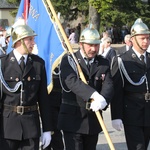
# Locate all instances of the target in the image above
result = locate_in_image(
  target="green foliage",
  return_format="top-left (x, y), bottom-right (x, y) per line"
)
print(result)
top-left (7, 0), bottom-right (20, 4)
top-left (6, 0), bottom-right (20, 17)
top-left (89, 0), bottom-right (150, 33)
top-left (9, 9), bottom-right (19, 17)
top-left (5, 0), bottom-right (150, 32)
top-left (51, 0), bottom-right (88, 21)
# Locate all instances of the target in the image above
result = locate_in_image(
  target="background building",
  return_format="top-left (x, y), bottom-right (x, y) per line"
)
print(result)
top-left (0, 0), bottom-right (17, 30)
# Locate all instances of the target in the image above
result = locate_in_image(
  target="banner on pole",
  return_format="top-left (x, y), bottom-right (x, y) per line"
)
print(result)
top-left (8, 0), bottom-right (66, 93)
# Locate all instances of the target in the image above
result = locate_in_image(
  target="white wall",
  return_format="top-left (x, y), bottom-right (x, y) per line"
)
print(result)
top-left (0, 9), bottom-right (15, 27)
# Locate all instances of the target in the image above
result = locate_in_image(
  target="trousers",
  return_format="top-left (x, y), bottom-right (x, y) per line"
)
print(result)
top-left (63, 131), bottom-right (98, 150)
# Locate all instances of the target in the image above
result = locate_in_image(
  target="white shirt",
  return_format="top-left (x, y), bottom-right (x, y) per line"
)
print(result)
top-left (102, 47), bottom-right (111, 57)
top-left (126, 45), bottom-right (130, 51)
top-left (132, 47), bottom-right (146, 63)
top-left (68, 32), bottom-right (76, 44)
top-left (13, 49), bottom-right (28, 65)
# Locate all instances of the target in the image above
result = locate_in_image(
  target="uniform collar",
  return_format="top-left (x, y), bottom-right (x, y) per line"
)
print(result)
top-left (132, 47), bottom-right (146, 59)
top-left (13, 49), bottom-right (28, 64)
top-left (79, 49), bottom-right (95, 64)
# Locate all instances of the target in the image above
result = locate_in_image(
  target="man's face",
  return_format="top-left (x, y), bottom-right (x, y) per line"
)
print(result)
top-left (131, 34), bottom-right (150, 53)
top-left (23, 36), bottom-right (35, 54)
top-left (125, 39), bottom-right (132, 47)
top-left (103, 41), bottom-right (111, 49)
top-left (80, 43), bottom-right (100, 59)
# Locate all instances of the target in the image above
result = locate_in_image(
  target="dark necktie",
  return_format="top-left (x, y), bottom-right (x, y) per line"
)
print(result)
top-left (85, 58), bottom-right (91, 71)
top-left (140, 55), bottom-right (146, 66)
top-left (20, 56), bottom-right (25, 72)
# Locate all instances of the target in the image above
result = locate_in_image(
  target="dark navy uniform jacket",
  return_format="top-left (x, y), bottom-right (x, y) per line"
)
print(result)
top-left (58, 50), bottom-right (114, 134)
top-left (0, 51), bottom-right (52, 140)
top-left (111, 48), bottom-right (150, 126)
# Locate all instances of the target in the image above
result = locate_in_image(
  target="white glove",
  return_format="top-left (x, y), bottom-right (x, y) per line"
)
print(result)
top-left (112, 119), bottom-right (123, 131)
top-left (90, 92), bottom-right (107, 111)
top-left (41, 131), bottom-right (51, 149)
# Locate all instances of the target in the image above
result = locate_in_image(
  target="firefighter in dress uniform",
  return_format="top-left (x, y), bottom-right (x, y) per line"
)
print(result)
top-left (0, 24), bottom-right (52, 150)
top-left (111, 18), bottom-right (150, 150)
top-left (58, 25), bottom-right (114, 150)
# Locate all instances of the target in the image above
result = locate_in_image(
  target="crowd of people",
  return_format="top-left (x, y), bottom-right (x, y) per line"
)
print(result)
top-left (0, 17), bottom-right (150, 150)
top-left (101, 24), bottom-right (130, 44)
top-left (65, 23), bottom-right (131, 45)
top-left (65, 23), bottom-right (81, 44)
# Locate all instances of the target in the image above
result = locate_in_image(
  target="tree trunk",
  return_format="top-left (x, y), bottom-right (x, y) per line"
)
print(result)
top-left (89, 4), bottom-right (100, 31)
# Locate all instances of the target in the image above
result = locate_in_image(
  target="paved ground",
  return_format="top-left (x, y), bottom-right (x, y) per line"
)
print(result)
top-left (96, 108), bottom-right (127, 150)
top-left (96, 108), bottom-right (150, 150)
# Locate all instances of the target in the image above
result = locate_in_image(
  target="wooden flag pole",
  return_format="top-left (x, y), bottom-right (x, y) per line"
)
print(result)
top-left (46, 0), bottom-right (115, 149)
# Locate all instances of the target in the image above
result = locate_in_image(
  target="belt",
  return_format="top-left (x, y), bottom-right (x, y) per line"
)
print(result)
top-left (3, 104), bottom-right (38, 115)
top-left (125, 92), bottom-right (150, 100)
top-left (62, 99), bottom-right (91, 110)
top-left (125, 92), bottom-right (145, 96)
top-left (52, 88), bottom-right (62, 92)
